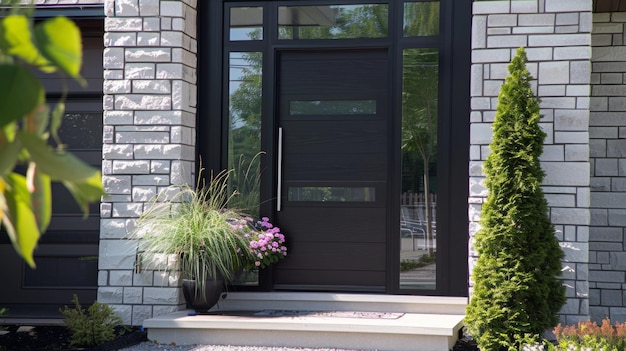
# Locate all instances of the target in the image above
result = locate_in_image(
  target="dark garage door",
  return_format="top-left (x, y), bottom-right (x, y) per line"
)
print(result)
top-left (0, 26), bottom-right (103, 319)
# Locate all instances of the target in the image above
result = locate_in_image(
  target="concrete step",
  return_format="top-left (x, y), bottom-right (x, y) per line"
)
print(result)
top-left (143, 293), bottom-right (467, 351)
top-left (214, 292), bottom-right (467, 315)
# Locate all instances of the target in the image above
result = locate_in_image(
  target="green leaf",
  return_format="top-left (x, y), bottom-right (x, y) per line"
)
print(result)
top-left (0, 137), bottom-right (20, 176)
top-left (4, 172), bottom-right (40, 268)
top-left (0, 64), bottom-right (44, 128)
top-left (0, 15), bottom-right (54, 71)
top-left (18, 131), bottom-right (100, 182)
top-left (0, 179), bottom-right (18, 251)
top-left (33, 16), bottom-right (83, 81)
top-left (50, 101), bottom-right (64, 145)
top-left (27, 162), bottom-right (51, 232)
top-left (25, 103), bottom-right (49, 136)
top-left (62, 172), bottom-right (106, 216)
top-left (2, 122), bottom-right (17, 143)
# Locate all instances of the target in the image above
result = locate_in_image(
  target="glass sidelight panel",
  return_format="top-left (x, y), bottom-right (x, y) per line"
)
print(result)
top-left (404, 1), bottom-right (439, 37)
top-left (228, 52), bottom-right (264, 286)
top-left (228, 52), bottom-right (263, 216)
top-left (400, 48), bottom-right (439, 290)
top-left (278, 4), bottom-right (388, 39)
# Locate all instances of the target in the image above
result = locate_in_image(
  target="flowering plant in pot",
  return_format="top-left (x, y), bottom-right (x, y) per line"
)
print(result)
top-left (133, 170), bottom-right (255, 312)
top-left (232, 216), bottom-right (287, 269)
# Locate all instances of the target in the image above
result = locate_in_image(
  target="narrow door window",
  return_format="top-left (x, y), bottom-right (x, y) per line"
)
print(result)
top-left (400, 48), bottom-right (439, 290)
top-left (228, 52), bottom-right (263, 286)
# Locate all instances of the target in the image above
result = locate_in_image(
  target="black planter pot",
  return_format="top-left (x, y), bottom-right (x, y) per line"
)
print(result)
top-left (181, 278), bottom-right (224, 313)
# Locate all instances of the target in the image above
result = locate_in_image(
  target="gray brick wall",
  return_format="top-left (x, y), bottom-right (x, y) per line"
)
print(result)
top-left (100, 0), bottom-right (197, 325)
top-left (590, 11), bottom-right (626, 323)
top-left (470, 0), bottom-right (592, 325)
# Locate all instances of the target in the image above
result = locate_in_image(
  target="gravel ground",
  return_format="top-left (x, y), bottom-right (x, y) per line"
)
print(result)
top-left (121, 342), bottom-right (366, 351)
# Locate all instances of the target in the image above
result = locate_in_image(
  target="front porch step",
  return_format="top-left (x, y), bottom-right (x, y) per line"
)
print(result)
top-left (143, 292), bottom-right (467, 351)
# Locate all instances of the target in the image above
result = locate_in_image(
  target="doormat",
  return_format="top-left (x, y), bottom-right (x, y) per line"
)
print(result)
top-left (253, 310), bottom-right (405, 319)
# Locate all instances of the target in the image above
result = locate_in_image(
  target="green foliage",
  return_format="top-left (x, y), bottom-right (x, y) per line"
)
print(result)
top-left (278, 4), bottom-right (388, 39)
top-left (228, 51), bottom-right (262, 169)
top-left (60, 294), bottom-right (123, 347)
top-left (465, 47), bottom-right (566, 351)
top-left (400, 252), bottom-right (436, 272)
top-left (0, 8), bottom-right (105, 267)
top-left (552, 319), bottom-right (626, 351)
top-left (228, 152), bottom-right (264, 218)
top-left (133, 169), bottom-right (254, 301)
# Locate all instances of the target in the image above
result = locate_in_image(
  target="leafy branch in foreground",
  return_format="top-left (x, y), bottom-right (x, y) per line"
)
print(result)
top-left (0, 6), bottom-right (105, 267)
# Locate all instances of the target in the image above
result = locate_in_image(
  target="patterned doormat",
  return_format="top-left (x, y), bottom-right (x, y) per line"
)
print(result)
top-left (253, 310), bottom-right (405, 319)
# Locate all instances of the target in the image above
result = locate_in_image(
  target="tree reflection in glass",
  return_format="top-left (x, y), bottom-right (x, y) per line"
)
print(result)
top-left (278, 4), bottom-right (388, 40)
top-left (228, 52), bottom-right (263, 218)
top-left (404, 1), bottom-right (439, 37)
top-left (401, 48), bottom-right (439, 289)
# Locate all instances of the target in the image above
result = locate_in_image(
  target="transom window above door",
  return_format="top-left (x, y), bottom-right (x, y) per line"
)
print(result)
top-left (228, 2), bottom-right (440, 42)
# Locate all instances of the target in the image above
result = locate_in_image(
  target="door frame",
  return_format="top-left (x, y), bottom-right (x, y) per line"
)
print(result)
top-left (199, 0), bottom-right (471, 297)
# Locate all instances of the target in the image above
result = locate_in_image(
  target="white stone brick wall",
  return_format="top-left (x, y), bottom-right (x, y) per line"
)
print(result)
top-left (470, 0), bottom-right (592, 325)
top-left (589, 11), bottom-right (626, 323)
top-left (100, 0), bottom-right (197, 325)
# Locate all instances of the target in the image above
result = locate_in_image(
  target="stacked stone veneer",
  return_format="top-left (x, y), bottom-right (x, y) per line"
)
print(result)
top-left (589, 11), bottom-right (626, 322)
top-left (99, 0), bottom-right (198, 325)
top-left (470, 0), bottom-right (592, 324)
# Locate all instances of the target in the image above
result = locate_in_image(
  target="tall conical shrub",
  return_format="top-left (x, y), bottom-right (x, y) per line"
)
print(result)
top-left (465, 47), bottom-right (565, 351)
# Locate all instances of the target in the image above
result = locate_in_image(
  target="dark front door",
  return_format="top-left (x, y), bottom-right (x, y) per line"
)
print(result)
top-left (274, 49), bottom-right (389, 292)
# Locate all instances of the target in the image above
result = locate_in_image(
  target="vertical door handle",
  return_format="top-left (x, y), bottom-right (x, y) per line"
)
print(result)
top-left (277, 127), bottom-right (283, 212)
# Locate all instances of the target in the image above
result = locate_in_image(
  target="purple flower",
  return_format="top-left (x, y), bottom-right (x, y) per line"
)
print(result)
top-left (239, 216), bottom-right (287, 269)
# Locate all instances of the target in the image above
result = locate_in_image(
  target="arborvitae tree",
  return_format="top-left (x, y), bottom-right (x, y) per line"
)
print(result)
top-left (465, 47), bottom-right (566, 351)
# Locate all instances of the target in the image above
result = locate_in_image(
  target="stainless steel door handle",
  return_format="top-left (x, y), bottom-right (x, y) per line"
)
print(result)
top-left (277, 127), bottom-right (283, 211)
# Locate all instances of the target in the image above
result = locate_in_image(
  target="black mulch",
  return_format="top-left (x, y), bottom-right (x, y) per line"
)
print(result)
top-left (452, 336), bottom-right (480, 351)
top-left (0, 325), bottom-right (147, 351)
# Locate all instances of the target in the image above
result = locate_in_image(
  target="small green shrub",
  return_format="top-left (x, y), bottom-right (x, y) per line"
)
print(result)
top-left (59, 294), bottom-right (123, 347)
top-left (464, 47), bottom-right (565, 351)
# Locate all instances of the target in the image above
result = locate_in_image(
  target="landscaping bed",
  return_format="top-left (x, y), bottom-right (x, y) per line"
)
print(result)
top-left (0, 325), bottom-right (147, 351)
